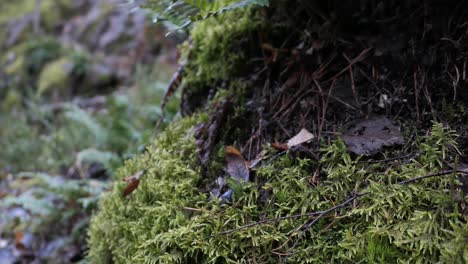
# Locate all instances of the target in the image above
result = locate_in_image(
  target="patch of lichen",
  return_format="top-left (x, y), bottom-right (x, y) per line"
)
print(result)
top-left (88, 110), bottom-right (467, 263)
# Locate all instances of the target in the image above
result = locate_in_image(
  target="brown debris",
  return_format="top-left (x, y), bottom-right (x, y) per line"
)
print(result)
top-left (162, 63), bottom-right (185, 110)
top-left (122, 170), bottom-right (145, 197)
top-left (195, 99), bottom-right (231, 174)
top-left (162, 41), bottom-right (193, 111)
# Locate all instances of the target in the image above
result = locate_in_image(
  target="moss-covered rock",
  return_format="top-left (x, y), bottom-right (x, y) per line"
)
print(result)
top-left (88, 114), bottom-right (467, 263)
top-left (88, 3), bottom-right (468, 263)
top-left (88, 114), bottom-right (208, 263)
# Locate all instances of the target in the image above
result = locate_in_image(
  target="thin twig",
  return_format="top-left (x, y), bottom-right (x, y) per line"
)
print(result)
top-left (214, 193), bottom-right (365, 237)
top-left (362, 153), bottom-right (417, 163)
top-left (284, 212), bottom-right (325, 256)
top-left (262, 150), bottom-right (287, 167)
top-left (327, 48), bottom-right (372, 81)
top-left (214, 168), bottom-right (468, 237)
top-left (398, 169), bottom-right (468, 184)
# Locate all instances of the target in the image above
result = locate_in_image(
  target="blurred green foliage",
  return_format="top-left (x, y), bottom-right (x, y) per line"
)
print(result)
top-left (0, 66), bottom-right (178, 174)
top-left (0, 63), bottom-right (179, 261)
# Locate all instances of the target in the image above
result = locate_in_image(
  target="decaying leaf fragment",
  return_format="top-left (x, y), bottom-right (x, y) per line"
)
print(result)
top-left (271, 129), bottom-right (315, 151)
top-left (343, 116), bottom-right (405, 155)
top-left (225, 146), bottom-right (249, 182)
top-left (122, 170), bottom-right (145, 197)
top-left (287, 128), bottom-right (315, 148)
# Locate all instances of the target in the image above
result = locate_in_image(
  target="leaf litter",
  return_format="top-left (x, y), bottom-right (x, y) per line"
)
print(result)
top-left (122, 170), bottom-right (145, 197)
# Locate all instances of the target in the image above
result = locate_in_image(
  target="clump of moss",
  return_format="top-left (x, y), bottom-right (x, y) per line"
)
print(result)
top-left (87, 114), bottom-right (208, 263)
top-left (180, 7), bottom-right (260, 104)
top-left (86, 1), bottom-right (467, 261)
top-left (88, 111), bottom-right (467, 263)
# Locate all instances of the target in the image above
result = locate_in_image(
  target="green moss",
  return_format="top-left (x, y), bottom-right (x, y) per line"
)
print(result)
top-left (88, 116), bottom-right (467, 263)
top-left (86, 3), bottom-right (467, 262)
top-left (182, 8), bottom-right (260, 87)
top-left (87, 114), bottom-right (208, 263)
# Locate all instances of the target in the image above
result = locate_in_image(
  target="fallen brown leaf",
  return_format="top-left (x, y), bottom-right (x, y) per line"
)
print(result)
top-left (225, 146), bottom-right (249, 182)
top-left (123, 170), bottom-right (145, 197)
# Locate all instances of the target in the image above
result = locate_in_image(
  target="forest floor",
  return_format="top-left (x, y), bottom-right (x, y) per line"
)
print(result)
top-left (1, 0), bottom-right (468, 263)
top-left (0, 1), bottom-right (182, 262)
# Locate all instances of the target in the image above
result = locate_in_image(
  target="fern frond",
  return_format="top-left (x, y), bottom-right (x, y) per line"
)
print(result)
top-left (63, 104), bottom-right (107, 146)
top-left (140, 0), bottom-right (269, 31)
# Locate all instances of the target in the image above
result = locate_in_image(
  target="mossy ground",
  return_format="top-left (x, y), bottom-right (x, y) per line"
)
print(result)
top-left (88, 1), bottom-right (468, 263)
top-left (88, 117), bottom-right (467, 263)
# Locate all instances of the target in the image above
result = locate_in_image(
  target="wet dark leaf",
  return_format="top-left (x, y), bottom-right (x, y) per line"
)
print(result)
top-left (122, 170), bottom-right (145, 197)
top-left (220, 189), bottom-right (233, 202)
top-left (343, 116), bottom-right (404, 155)
top-left (225, 146), bottom-right (249, 182)
top-left (210, 177), bottom-right (226, 199)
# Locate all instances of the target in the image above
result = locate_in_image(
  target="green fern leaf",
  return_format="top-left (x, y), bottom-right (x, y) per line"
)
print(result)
top-left (140, 0), bottom-right (270, 30)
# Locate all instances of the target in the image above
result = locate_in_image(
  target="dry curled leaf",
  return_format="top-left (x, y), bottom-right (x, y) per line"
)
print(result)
top-left (123, 170), bottom-right (145, 197)
top-left (225, 146), bottom-right (249, 182)
top-left (287, 128), bottom-right (315, 148)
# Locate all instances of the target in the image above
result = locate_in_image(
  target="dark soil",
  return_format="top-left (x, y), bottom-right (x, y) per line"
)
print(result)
top-left (188, 0), bottom-right (468, 167)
